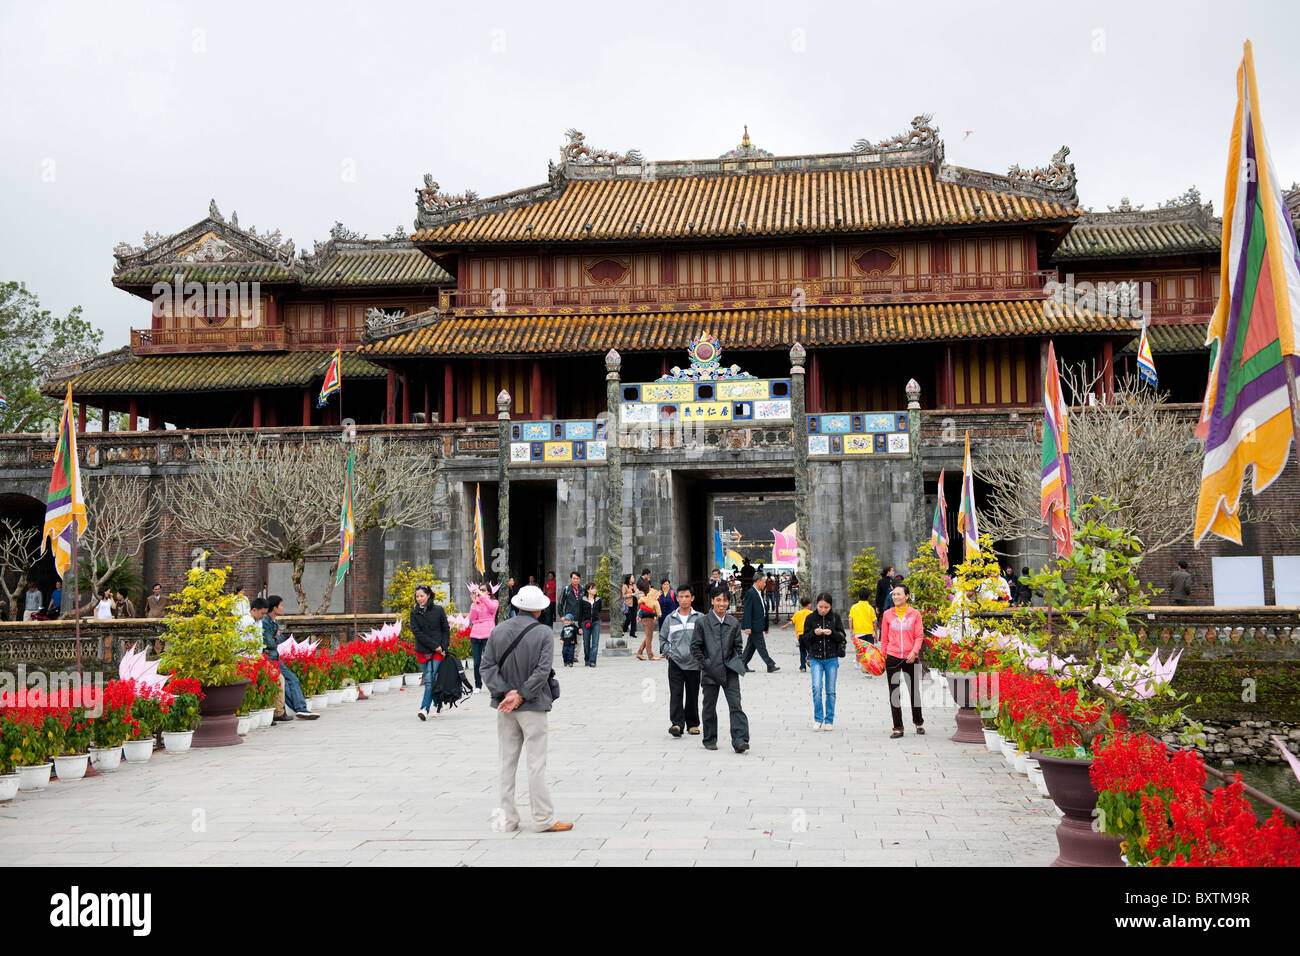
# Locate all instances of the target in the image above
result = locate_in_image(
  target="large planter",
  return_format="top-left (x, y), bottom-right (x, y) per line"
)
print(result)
top-left (194, 679), bottom-right (250, 749)
top-left (946, 674), bottom-right (985, 744)
top-left (17, 763), bottom-right (53, 791)
top-left (89, 746), bottom-right (123, 772)
top-left (1032, 752), bottom-right (1124, 867)
top-left (53, 754), bottom-right (90, 781)
top-left (0, 774), bottom-right (18, 801)
top-left (123, 739), bottom-right (154, 763)
top-left (163, 731), bottom-right (194, 754)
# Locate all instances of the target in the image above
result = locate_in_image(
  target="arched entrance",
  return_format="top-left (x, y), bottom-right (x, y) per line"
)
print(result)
top-left (0, 493), bottom-right (57, 621)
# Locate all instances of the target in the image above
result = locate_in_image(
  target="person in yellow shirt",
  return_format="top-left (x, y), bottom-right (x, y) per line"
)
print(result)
top-left (786, 596), bottom-right (813, 672)
top-left (849, 586), bottom-right (878, 643)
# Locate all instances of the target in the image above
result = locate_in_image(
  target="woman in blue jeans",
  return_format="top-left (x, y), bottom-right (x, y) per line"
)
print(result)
top-left (803, 592), bottom-right (846, 731)
top-left (410, 584), bottom-right (451, 719)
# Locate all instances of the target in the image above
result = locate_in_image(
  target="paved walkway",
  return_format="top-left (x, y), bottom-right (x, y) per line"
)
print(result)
top-left (1, 637), bottom-right (1058, 866)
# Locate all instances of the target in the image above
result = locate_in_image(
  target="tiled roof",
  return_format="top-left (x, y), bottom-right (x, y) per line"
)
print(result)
top-left (412, 165), bottom-right (1080, 245)
top-left (1056, 205), bottom-right (1220, 259)
top-left (113, 262), bottom-right (300, 286)
top-left (301, 243), bottom-right (450, 288)
top-left (361, 300), bottom-right (1128, 358)
top-left (1121, 321), bottom-right (1209, 354)
top-left (43, 351), bottom-right (384, 397)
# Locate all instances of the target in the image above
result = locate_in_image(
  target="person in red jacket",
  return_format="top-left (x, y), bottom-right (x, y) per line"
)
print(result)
top-left (879, 583), bottom-right (925, 739)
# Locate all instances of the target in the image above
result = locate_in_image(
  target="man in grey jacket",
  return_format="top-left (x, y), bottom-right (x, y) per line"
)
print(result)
top-left (659, 583), bottom-right (703, 738)
top-left (691, 588), bottom-right (750, 753)
top-left (480, 584), bottom-right (574, 833)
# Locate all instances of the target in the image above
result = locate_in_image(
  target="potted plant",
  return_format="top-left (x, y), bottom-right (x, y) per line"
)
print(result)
top-left (124, 689), bottom-right (162, 763)
top-left (158, 563), bottom-right (261, 748)
top-left (1015, 499), bottom-right (1192, 867)
top-left (14, 710), bottom-right (60, 790)
top-left (161, 678), bottom-right (203, 753)
top-left (0, 716), bottom-right (24, 800)
top-left (90, 679), bottom-right (135, 772)
top-left (53, 707), bottom-right (93, 781)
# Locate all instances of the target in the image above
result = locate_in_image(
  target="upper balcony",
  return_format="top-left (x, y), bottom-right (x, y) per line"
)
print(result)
top-left (130, 325), bottom-right (366, 355)
top-left (1147, 295), bottom-right (1217, 320)
top-left (437, 269), bottom-right (1057, 316)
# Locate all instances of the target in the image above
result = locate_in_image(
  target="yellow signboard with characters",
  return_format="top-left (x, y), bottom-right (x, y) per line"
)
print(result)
top-left (680, 402), bottom-right (733, 421)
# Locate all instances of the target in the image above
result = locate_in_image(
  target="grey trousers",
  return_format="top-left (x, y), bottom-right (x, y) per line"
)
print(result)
top-left (701, 672), bottom-right (749, 748)
top-left (497, 709), bottom-right (555, 832)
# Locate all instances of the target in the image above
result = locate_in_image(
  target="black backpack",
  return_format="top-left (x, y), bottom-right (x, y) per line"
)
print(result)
top-left (432, 653), bottom-right (473, 708)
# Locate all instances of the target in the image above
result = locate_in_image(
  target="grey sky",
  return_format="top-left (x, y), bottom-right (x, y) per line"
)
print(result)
top-left (2, 0), bottom-right (1298, 347)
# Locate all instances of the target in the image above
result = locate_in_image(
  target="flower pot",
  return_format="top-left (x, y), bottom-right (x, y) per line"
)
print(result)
top-left (53, 754), bottom-right (90, 781)
top-left (404, 672), bottom-right (423, 687)
top-left (387, 675), bottom-right (404, 691)
top-left (946, 674), bottom-right (985, 744)
top-left (17, 763), bottom-right (53, 791)
top-left (1000, 737), bottom-right (1018, 765)
top-left (326, 688), bottom-right (345, 707)
top-left (89, 746), bottom-right (123, 772)
top-left (123, 739), bottom-right (154, 763)
top-left (1027, 762), bottom-right (1050, 797)
top-left (256, 708), bottom-right (275, 729)
top-left (194, 679), bottom-right (250, 749)
top-left (1013, 750), bottom-right (1028, 774)
top-left (359, 681), bottom-right (375, 698)
top-left (982, 728), bottom-right (1001, 753)
top-left (309, 693), bottom-right (328, 711)
top-left (341, 685), bottom-right (359, 703)
top-left (236, 715), bottom-right (252, 736)
top-left (0, 774), bottom-right (18, 801)
top-left (1032, 752), bottom-right (1124, 868)
top-left (370, 678), bottom-right (389, 694)
top-left (163, 731), bottom-right (194, 754)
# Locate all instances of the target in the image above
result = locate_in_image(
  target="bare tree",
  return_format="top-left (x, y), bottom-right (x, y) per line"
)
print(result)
top-left (71, 476), bottom-right (165, 617)
top-left (975, 365), bottom-right (1248, 558)
top-left (165, 433), bottom-right (442, 613)
top-left (0, 518), bottom-right (41, 620)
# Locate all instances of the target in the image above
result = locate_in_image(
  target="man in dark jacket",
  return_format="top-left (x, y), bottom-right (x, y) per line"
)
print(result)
top-left (741, 574), bottom-right (779, 673)
top-left (556, 571), bottom-right (583, 624)
top-left (411, 585), bottom-right (451, 719)
top-left (690, 589), bottom-right (750, 753)
top-left (875, 567), bottom-right (896, 617)
top-left (1169, 561), bottom-right (1194, 605)
top-left (262, 596), bottom-right (318, 721)
top-left (705, 568), bottom-right (728, 602)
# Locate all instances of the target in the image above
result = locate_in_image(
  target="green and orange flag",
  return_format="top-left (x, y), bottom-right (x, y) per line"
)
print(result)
top-left (337, 450), bottom-right (354, 584)
top-left (41, 385), bottom-right (87, 579)
top-left (318, 345), bottom-right (342, 408)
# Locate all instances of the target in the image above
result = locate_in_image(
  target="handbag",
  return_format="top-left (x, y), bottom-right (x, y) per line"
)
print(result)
top-left (498, 621), bottom-right (561, 701)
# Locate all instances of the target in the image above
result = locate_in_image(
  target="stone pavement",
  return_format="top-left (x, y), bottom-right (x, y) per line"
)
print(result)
top-left (0, 636), bottom-right (1059, 866)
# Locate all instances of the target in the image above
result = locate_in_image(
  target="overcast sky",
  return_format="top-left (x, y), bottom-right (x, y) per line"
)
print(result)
top-left (3, 0), bottom-right (1298, 348)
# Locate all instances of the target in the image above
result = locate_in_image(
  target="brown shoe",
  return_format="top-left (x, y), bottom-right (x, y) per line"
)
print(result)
top-left (542, 822), bottom-right (574, 832)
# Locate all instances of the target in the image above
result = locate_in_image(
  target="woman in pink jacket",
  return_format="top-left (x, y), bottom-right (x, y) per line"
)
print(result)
top-left (879, 583), bottom-right (925, 739)
top-left (468, 586), bottom-right (499, 693)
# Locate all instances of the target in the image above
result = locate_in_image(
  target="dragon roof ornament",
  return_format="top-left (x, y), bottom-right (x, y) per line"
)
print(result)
top-left (1007, 145), bottom-right (1077, 194)
top-left (855, 114), bottom-right (940, 153)
top-left (557, 128), bottom-right (643, 167)
top-left (113, 202), bottom-right (297, 275)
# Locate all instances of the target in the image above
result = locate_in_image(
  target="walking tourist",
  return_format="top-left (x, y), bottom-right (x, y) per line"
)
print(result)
top-left (543, 571), bottom-right (557, 626)
top-left (741, 573), bottom-right (779, 672)
top-left (144, 582), bottom-right (168, 619)
top-left (783, 594), bottom-right (813, 671)
top-left (413, 583), bottom-right (451, 719)
top-left (636, 581), bottom-right (662, 660)
top-left (788, 571), bottom-right (800, 609)
top-left (578, 580), bottom-right (601, 667)
top-left (468, 584), bottom-right (498, 692)
top-left (480, 584), bottom-right (573, 833)
top-left (46, 582), bottom-right (62, 618)
top-left (691, 588), bottom-right (750, 753)
top-left (559, 613), bottom-right (580, 667)
top-left (881, 584), bottom-right (925, 739)
top-left (94, 588), bottom-right (116, 621)
top-left (850, 586), bottom-right (878, 650)
top-left (657, 577), bottom-right (677, 625)
top-left (874, 567), bottom-right (896, 617)
top-left (621, 574), bottom-right (636, 636)
top-left (706, 568), bottom-right (728, 601)
top-left (22, 582), bottom-right (42, 621)
top-left (660, 583), bottom-right (702, 738)
top-left (262, 596), bottom-right (318, 720)
top-left (804, 593), bottom-right (846, 731)
top-left (557, 571), bottom-right (582, 623)
top-left (505, 576), bottom-right (517, 617)
top-left (114, 589), bottom-right (136, 619)
top-left (1169, 561), bottom-right (1194, 606)
top-left (232, 584), bottom-right (250, 618)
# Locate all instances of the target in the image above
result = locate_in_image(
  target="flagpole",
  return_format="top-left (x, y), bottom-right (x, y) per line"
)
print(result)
top-left (1286, 355), bottom-right (1300, 481)
top-left (72, 523), bottom-right (81, 681)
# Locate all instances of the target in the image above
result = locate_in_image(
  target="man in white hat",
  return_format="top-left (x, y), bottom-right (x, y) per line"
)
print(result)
top-left (479, 584), bottom-right (574, 833)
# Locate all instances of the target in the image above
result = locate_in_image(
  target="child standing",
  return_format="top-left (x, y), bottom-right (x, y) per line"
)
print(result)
top-left (788, 595), bottom-right (813, 671)
top-left (559, 614), bottom-right (580, 667)
top-left (849, 586), bottom-right (878, 673)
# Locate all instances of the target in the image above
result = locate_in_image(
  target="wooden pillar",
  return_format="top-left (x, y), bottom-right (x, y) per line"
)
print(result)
top-left (808, 351), bottom-right (821, 413)
top-left (266, 293), bottom-right (278, 326)
top-left (1103, 339), bottom-right (1115, 404)
top-left (400, 371), bottom-right (411, 423)
top-left (386, 370), bottom-right (397, 424)
top-left (423, 379), bottom-right (431, 424)
top-left (128, 398), bottom-right (138, 431)
top-left (944, 345), bottom-right (955, 409)
top-left (530, 361), bottom-right (542, 419)
top-left (443, 362), bottom-right (454, 423)
top-left (77, 403), bottom-right (87, 433)
top-left (101, 407), bottom-right (110, 432)
top-left (302, 389), bottom-right (311, 427)
top-left (252, 394), bottom-right (262, 429)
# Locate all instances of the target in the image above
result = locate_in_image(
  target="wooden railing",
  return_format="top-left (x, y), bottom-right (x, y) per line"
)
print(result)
top-left (130, 325), bottom-right (366, 354)
top-left (1148, 296), bottom-right (1217, 319)
top-left (443, 270), bottom-right (1057, 315)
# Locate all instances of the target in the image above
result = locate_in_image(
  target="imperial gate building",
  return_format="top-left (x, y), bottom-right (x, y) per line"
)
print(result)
top-left (4, 120), bottom-right (1298, 611)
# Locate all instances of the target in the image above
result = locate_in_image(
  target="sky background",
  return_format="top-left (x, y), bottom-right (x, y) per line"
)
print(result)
top-left (3, 0), bottom-right (1299, 348)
